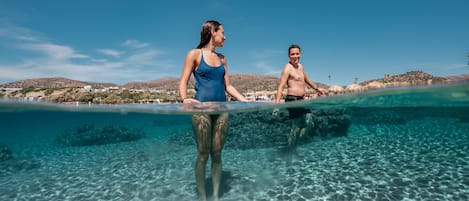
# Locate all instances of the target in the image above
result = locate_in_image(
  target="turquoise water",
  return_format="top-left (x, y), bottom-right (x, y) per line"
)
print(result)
top-left (0, 83), bottom-right (468, 200)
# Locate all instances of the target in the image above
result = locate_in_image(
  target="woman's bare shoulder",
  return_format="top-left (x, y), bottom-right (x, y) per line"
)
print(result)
top-left (186, 48), bottom-right (201, 57)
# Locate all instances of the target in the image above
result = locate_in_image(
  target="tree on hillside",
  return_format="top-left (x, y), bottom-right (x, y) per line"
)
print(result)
top-left (20, 86), bottom-right (35, 94)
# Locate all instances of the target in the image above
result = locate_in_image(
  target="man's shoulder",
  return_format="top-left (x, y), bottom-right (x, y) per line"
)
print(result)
top-left (283, 63), bottom-right (294, 70)
top-left (281, 63), bottom-right (292, 74)
top-left (284, 63), bottom-right (304, 71)
top-left (298, 63), bottom-right (305, 71)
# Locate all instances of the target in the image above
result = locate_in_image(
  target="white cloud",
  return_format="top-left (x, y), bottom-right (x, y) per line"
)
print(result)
top-left (0, 65), bottom-right (43, 81)
top-left (122, 39), bottom-right (149, 49)
top-left (254, 61), bottom-right (279, 75)
top-left (19, 43), bottom-right (89, 61)
top-left (244, 49), bottom-right (283, 75)
top-left (91, 58), bottom-right (108, 63)
top-left (0, 23), bottom-right (43, 42)
top-left (97, 48), bottom-right (122, 57)
top-left (126, 49), bottom-right (162, 65)
top-left (0, 23), bottom-right (177, 84)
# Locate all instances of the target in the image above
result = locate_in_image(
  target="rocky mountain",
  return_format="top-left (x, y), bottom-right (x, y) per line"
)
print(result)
top-left (119, 74), bottom-right (329, 92)
top-left (1, 75), bottom-right (286, 93)
top-left (361, 71), bottom-right (449, 86)
top-left (445, 74), bottom-right (469, 83)
top-left (122, 77), bottom-right (183, 91)
top-left (121, 74), bottom-right (287, 92)
top-left (1, 71), bottom-right (465, 92)
top-left (0, 77), bottom-right (117, 89)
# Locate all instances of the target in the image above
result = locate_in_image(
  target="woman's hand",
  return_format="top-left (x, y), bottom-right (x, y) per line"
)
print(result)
top-left (183, 98), bottom-right (200, 104)
top-left (241, 99), bottom-right (255, 102)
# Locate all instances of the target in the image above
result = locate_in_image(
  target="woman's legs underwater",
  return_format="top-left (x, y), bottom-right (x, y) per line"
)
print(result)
top-left (193, 114), bottom-right (211, 201)
top-left (210, 113), bottom-right (228, 200)
top-left (192, 113), bottom-right (228, 201)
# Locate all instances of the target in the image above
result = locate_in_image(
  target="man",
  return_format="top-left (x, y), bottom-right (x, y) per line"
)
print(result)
top-left (274, 44), bottom-right (324, 160)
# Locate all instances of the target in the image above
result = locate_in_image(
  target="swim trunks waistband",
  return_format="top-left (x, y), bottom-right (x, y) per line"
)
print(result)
top-left (285, 95), bottom-right (304, 102)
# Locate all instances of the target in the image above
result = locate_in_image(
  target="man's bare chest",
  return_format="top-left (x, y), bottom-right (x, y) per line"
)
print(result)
top-left (289, 68), bottom-right (304, 81)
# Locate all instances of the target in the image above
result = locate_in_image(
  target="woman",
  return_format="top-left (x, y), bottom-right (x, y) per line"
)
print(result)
top-left (178, 20), bottom-right (248, 201)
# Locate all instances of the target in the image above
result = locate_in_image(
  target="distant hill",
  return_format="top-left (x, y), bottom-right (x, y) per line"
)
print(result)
top-left (1, 71), bottom-right (465, 92)
top-left (0, 74), bottom-right (283, 94)
top-left (0, 77), bottom-right (117, 89)
top-left (120, 74), bottom-right (283, 93)
top-left (230, 74), bottom-right (328, 92)
top-left (0, 74), bottom-right (288, 93)
top-left (444, 74), bottom-right (469, 83)
top-left (361, 71), bottom-right (449, 85)
top-left (228, 74), bottom-right (279, 92)
top-left (122, 77), bottom-right (182, 91)
top-left (121, 74), bottom-right (328, 92)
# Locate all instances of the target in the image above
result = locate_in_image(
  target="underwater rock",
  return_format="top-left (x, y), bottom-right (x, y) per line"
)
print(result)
top-left (0, 158), bottom-right (41, 175)
top-left (351, 108), bottom-right (406, 125)
top-left (168, 131), bottom-right (194, 146)
top-left (227, 108), bottom-right (351, 149)
top-left (169, 108), bottom-right (351, 150)
top-left (0, 144), bottom-right (41, 176)
top-left (226, 110), bottom-right (290, 150)
top-left (350, 107), bottom-right (469, 125)
top-left (55, 124), bottom-right (145, 147)
top-left (0, 143), bottom-right (13, 162)
top-left (303, 108), bottom-right (352, 138)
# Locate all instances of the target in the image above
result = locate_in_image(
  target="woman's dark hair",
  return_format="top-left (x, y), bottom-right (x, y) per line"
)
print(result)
top-left (288, 44), bottom-right (301, 55)
top-left (197, 20), bottom-right (222, 49)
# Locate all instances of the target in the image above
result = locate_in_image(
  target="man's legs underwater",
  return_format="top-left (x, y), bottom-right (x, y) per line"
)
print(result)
top-left (287, 109), bottom-right (307, 164)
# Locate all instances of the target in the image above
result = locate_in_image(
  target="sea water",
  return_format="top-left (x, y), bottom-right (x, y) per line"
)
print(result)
top-left (0, 83), bottom-right (468, 201)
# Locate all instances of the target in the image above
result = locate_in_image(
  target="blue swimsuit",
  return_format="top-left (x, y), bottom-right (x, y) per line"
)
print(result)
top-left (193, 49), bottom-right (227, 102)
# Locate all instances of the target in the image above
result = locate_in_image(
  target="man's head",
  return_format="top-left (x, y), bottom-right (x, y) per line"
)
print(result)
top-left (288, 44), bottom-right (301, 65)
top-left (288, 44), bottom-right (301, 55)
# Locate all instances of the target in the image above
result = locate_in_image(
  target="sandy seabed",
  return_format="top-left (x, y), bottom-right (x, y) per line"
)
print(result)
top-left (1, 118), bottom-right (468, 201)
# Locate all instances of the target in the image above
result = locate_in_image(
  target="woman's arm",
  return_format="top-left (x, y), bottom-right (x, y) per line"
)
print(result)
top-left (179, 49), bottom-right (201, 103)
top-left (222, 58), bottom-right (249, 102)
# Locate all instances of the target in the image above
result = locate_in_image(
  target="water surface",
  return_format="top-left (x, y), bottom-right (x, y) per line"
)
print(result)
top-left (0, 83), bottom-right (468, 200)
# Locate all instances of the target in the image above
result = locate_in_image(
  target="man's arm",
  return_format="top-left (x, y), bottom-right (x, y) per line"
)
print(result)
top-left (275, 65), bottom-right (290, 103)
top-left (303, 69), bottom-right (324, 96)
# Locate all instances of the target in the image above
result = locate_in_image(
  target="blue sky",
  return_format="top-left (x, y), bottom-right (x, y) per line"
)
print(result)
top-left (1, 0), bottom-right (468, 86)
